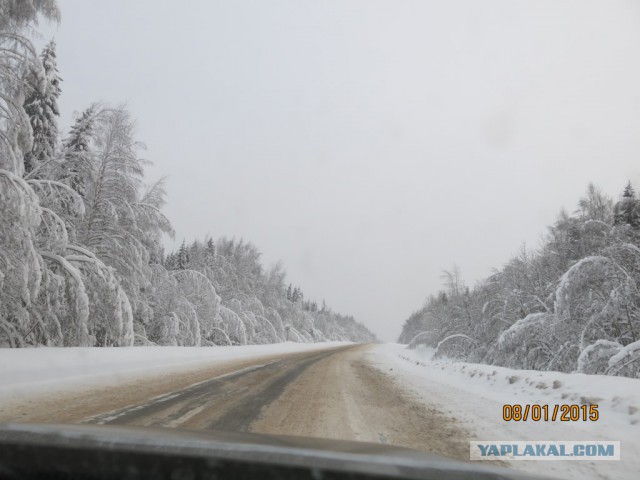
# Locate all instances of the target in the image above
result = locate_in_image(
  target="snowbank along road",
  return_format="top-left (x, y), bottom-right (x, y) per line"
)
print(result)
top-left (0, 344), bottom-right (470, 460)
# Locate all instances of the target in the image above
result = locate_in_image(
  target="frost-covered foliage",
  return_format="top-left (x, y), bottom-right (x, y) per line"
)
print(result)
top-left (0, 1), bottom-right (374, 349)
top-left (577, 340), bottom-right (622, 375)
top-left (69, 105), bottom-right (174, 333)
top-left (0, 5), bottom-right (159, 348)
top-left (0, 2), bottom-right (94, 348)
top-left (23, 40), bottom-right (60, 175)
top-left (406, 330), bottom-right (437, 349)
top-left (433, 334), bottom-right (477, 359)
top-left (399, 184), bottom-right (640, 378)
top-left (59, 104), bottom-right (96, 201)
top-left (606, 339), bottom-right (640, 377)
top-left (162, 237), bottom-right (377, 346)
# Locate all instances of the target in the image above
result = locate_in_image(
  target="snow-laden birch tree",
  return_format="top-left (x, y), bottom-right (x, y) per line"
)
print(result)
top-left (400, 184), bottom-right (640, 378)
top-left (64, 105), bottom-right (174, 342)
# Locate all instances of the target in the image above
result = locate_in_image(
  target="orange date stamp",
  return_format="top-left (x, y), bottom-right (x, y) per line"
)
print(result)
top-left (502, 404), bottom-right (599, 422)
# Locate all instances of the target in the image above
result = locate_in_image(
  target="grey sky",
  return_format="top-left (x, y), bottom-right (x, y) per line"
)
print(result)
top-left (40, 1), bottom-right (640, 341)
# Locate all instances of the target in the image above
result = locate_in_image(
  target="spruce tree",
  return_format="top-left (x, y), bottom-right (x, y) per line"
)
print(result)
top-left (164, 252), bottom-right (176, 270)
top-left (206, 238), bottom-right (216, 256)
top-left (614, 182), bottom-right (640, 228)
top-left (177, 240), bottom-right (189, 270)
top-left (23, 40), bottom-right (61, 175)
top-left (61, 104), bottom-right (97, 197)
top-left (204, 238), bottom-right (216, 267)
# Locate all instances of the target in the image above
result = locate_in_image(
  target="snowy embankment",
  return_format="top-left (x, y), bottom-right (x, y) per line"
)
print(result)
top-left (368, 344), bottom-right (640, 480)
top-left (0, 342), bottom-right (350, 402)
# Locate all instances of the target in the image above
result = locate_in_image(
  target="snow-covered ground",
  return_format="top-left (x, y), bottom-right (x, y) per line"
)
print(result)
top-left (0, 342), bottom-right (350, 402)
top-left (368, 344), bottom-right (640, 480)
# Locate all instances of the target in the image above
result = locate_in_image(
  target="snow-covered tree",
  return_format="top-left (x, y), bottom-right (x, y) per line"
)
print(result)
top-left (71, 105), bottom-right (173, 337)
top-left (0, 0), bottom-right (94, 348)
top-left (399, 183), bottom-right (640, 378)
top-left (23, 40), bottom-right (61, 175)
top-left (1, 0), bottom-right (375, 350)
top-left (176, 240), bottom-right (189, 270)
top-left (614, 182), bottom-right (640, 229)
top-left (60, 104), bottom-right (97, 198)
top-left (160, 236), bottom-right (376, 346)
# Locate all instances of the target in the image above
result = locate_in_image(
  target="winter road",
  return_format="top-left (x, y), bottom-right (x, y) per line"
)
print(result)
top-left (0, 344), bottom-right (469, 459)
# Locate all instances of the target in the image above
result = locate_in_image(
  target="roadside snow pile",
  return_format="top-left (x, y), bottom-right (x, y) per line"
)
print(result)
top-left (0, 342), bottom-right (350, 401)
top-left (395, 345), bottom-right (640, 427)
top-left (369, 343), bottom-right (640, 480)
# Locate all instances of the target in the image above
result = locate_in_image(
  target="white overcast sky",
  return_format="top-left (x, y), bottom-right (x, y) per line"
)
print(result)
top-left (40, 1), bottom-right (640, 341)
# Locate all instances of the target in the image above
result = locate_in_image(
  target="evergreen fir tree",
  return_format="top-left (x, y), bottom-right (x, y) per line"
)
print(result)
top-left (614, 182), bottom-right (640, 228)
top-left (204, 237), bottom-right (216, 267)
top-left (164, 252), bottom-right (176, 270)
top-left (291, 287), bottom-right (303, 303)
top-left (206, 238), bottom-right (216, 256)
top-left (61, 104), bottom-right (97, 197)
top-left (23, 40), bottom-right (62, 175)
top-left (177, 240), bottom-right (189, 270)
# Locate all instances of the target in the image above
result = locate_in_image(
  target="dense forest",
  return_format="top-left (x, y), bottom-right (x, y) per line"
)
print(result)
top-left (399, 183), bottom-right (640, 378)
top-left (0, 1), bottom-right (375, 348)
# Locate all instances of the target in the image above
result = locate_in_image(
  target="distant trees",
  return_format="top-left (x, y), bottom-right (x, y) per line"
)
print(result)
top-left (161, 237), bottom-right (375, 345)
top-left (400, 183), bottom-right (640, 379)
